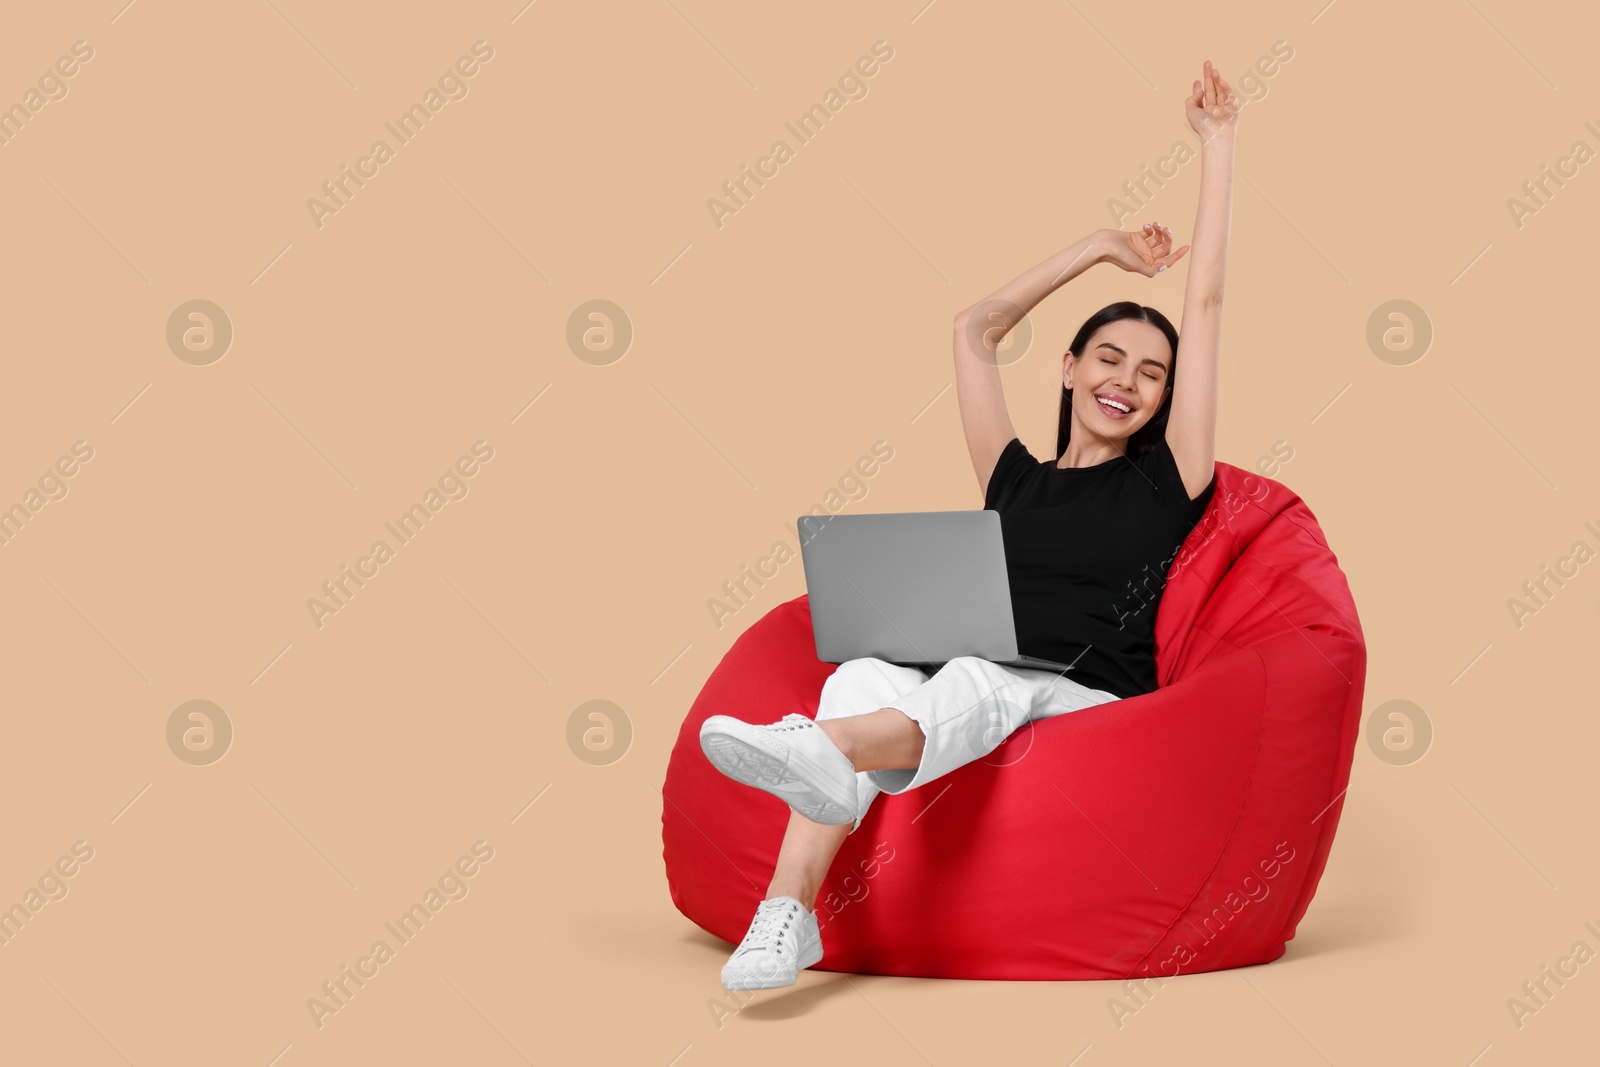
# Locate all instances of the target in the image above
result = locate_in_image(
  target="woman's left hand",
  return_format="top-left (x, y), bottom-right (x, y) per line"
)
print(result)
top-left (1096, 224), bottom-right (1189, 278)
top-left (1185, 59), bottom-right (1241, 141)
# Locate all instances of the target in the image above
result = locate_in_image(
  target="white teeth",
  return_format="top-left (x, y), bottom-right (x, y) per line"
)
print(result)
top-left (1097, 396), bottom-right (1131, 412)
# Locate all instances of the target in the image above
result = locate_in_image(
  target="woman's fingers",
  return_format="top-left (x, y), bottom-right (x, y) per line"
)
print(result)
top-left (1213, 68), bottom-right (1237, 115)
top-left (1154, 235), bottom-right (1184, 273)
top-left (1138, 223), bottom-right (1178, 273)
top-left (1128, 223), bottom-right (1185, 275)
top-left (1142, 225), bottom-right (1167, 256)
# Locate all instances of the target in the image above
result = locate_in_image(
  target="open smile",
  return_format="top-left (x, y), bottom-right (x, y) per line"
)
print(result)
top-left (1094, 393), bottom-right (1134, 420)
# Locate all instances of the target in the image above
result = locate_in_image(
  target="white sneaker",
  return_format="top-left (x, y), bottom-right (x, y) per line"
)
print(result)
top-left (721, 895), bottom-right (823, 990)
top-left (699, 713), bottom-right (859, 825)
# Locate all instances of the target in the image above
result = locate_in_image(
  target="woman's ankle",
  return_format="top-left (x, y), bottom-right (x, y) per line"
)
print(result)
top-left (815, 719), bottom-right (857, 766)
top-left (765, 886), bottom-right (817, 912)
top-left (818, 709), bottom-right (921, 773)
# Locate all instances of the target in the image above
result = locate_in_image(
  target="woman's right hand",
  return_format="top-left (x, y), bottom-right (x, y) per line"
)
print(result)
top-left (1185, 59), bottom-right (1241, 142)
top-left (1095, 224), bottom-right (1189, 278)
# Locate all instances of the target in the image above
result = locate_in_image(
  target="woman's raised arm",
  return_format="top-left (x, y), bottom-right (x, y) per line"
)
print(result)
top-left (1166, 60), bottom-right (1239, 497)
top-left (952, 231), bottom-right (1110, 503)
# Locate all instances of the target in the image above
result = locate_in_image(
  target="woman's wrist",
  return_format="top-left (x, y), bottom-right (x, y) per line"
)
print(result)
top-left (1198, 128), bottom-right (1237, 156)
top-left (1084, 229), bottom-right (1114, 265)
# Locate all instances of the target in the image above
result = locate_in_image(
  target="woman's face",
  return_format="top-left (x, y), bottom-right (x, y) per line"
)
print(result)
top-left (1063, 319), bottom-right (1173, 441)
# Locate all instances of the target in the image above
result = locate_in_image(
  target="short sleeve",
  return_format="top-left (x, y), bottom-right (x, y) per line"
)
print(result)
top-left (983, 437), bottom-right (1036, 511)
top-left (1139, 437), bottom-right (1216, 522)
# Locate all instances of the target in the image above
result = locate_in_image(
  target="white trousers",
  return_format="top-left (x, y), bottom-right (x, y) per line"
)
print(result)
top-left (813, 656), bottom-right (1124, 833)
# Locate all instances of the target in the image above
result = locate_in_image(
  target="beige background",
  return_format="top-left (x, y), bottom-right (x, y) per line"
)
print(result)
top-left (0, 0), bottom-right (1594, 1063)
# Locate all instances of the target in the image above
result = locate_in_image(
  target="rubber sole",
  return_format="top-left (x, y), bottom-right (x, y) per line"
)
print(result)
top-left (699, 719), bottom-right (857, 826)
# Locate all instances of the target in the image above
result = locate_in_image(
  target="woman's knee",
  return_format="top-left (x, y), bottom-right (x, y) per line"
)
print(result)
top-left (817, 659), bottom-right (874, 719)
top-left (817, 657), bottom-right (915, 720)
top-left (828, 656), bottom-right (906, 690)
top-left (937, 655), bottom-right (1002, 686)
top-left (941, 654), bottom-right (1003, 673)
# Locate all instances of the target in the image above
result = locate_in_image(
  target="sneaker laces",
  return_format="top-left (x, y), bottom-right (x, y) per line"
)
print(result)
top-left (732, 898), bottom-right (801, 958)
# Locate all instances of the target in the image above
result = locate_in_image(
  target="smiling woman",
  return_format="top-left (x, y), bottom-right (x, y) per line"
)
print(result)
top-left (685, 59), bottom-right (1248, 992)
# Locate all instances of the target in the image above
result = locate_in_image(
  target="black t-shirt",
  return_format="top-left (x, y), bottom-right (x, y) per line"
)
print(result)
top-left (983, 435), bottom-right (1216, 699)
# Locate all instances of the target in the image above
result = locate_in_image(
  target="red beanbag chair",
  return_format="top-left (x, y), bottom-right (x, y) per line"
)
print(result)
top-left (661, 459), bottom-right (1365, 980)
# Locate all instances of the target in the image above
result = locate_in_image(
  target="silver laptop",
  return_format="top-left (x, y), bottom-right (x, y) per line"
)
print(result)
top-left (796, 510), bottom-right (1081, 674)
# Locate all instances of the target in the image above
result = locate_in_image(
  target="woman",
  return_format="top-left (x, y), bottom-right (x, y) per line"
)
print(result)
top-left (699, 60), bottom-right (1238, 990)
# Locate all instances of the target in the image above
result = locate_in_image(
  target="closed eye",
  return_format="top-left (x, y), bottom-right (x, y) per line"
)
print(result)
top-left (1100, 356), bottom-right (1164, 382)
